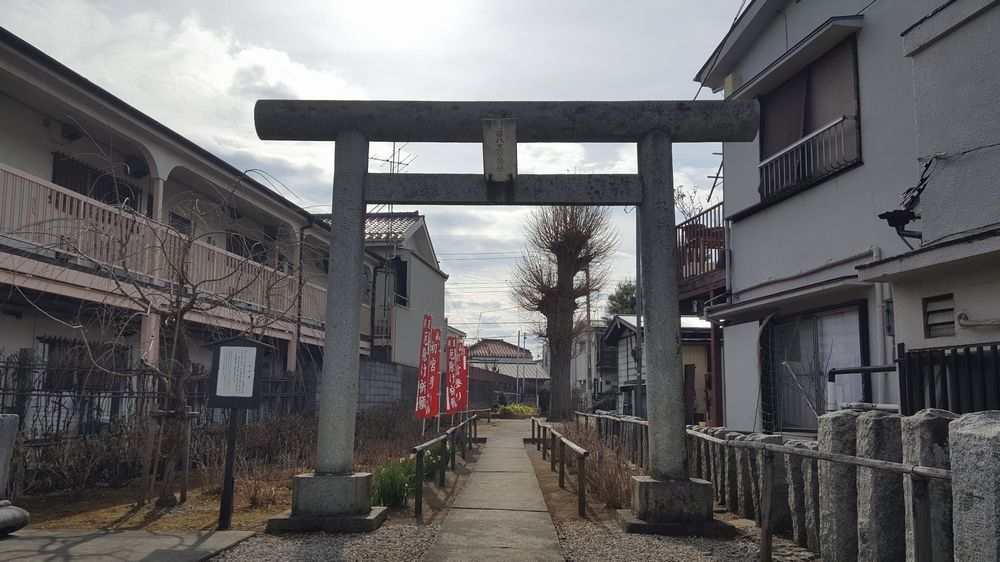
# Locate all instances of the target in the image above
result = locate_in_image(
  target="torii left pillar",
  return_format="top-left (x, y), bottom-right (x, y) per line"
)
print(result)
top-left (266, 131), bottom-right (388, 532)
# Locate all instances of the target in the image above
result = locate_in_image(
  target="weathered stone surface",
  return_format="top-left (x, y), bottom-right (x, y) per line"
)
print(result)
top-left (724, 433), bottom-right (740, 513)
top-left (698, 428), bottom-right (712, 483)
top-left (745, 433), bottom-right (765, 525)
top-left (638, 132), bottom-right (686, 481)
top-left (856, 411), bottom-right (905, 561)
top-left (0, 501), bottom-right (29, 536)
top-left (902, 408), bottom-right (956, 562)
top-left (290, 472), bottom-right (373, 516)
top-left (784, 440), bottom-right (808, 548)
top-left (255, 99), bottom-right (761, 144)
top-left (802, 441), bottom-right (821, 553)
top-left (950, 410), bottom-right (1000, 561)
top-left (0, 415), bottom-right (17, 500)
top-left (630, 476), bottom-right (714, 522)
top-left (686, 427), bottom-right (699, 478)
top-left (758, 435), bottom-right (791, 533)
top-left (712, 429), bottom-right (730, 505)
top-left (818, 409), bottom-right (860, 562)
top-left (365, 173), bottom-right (644, 206)
top-left (733, 435), bottom-right (755, 519)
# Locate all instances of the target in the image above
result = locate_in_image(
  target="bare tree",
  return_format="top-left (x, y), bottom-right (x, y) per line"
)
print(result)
top-left (2, 146), bottom-right (309, 507)
top-left (510, 206), bottom-right (617, 421)
top-left (674, 184), bottom-right (707, 221)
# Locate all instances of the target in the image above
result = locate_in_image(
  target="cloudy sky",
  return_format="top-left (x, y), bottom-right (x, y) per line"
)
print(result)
top-left (1, 0), bottom-right (742, 356)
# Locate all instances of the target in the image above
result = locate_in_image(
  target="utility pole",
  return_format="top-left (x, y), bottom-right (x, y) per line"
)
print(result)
top-left (585, 267), bottom-right (594, 411)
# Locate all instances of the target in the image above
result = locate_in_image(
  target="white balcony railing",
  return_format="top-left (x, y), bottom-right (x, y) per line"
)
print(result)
top-left (758, 115), bottom-right (860, 202)
top-left (0, 162), bottom-right (371, 338)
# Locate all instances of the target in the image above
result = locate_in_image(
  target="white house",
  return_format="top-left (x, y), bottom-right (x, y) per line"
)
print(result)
top-left (0, 26), bottom-right (447, 434)
top-left (695, 0), bottom-right (942, 433)
top-left (858, 0), bottom-right (1000, 415)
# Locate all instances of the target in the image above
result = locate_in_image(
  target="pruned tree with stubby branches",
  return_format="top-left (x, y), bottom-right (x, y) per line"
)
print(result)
top-left (1, 143), bottom-right (310, 507)
top-left (511, 206), bottom-right (617, 421)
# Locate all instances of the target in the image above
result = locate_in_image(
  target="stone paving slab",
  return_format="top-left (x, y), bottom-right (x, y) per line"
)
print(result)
top-left (0, 530), bottom-right (253, 562)
top-left (423, 419), bottom-right (563, 561)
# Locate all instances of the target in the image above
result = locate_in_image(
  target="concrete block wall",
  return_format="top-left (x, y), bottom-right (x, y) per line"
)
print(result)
top-left (357, 359), bottom-right (417, 412)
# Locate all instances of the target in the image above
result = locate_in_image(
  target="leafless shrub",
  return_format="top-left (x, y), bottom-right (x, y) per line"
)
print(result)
top-left (558, 422), bottom-right (642, 509)
top-left (237, 454), bottom-right (280, 508)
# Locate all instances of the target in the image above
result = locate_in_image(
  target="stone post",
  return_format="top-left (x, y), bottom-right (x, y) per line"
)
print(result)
top-left (266, 131), bottom-right (386, 533)
top-left (802, 441), bottom-right (821, 553)
top-left (735, 435), bottom-right (756, 520)
top-left (818, 409), bottom-right (860, 561)
top-left (784, 440), bottom-right (808, 548)
top-left (902, 408), bottom-right (956, 562)
top-left (619, 131), bottom-right (712, 531)
top-left (759, 435), bottom-right (791, 532)
top-left (950, 410), bottom-right (1000, 561)
top-left (856, 411), bottom-right (905, 561)
top-left (0, 414), bottom-right (29, 535)
top-left (724, 432), bottom-right (740, 513)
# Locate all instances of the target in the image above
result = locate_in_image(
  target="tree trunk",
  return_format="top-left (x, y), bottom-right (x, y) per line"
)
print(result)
top-left (548, 339), bottom-right (573, 421)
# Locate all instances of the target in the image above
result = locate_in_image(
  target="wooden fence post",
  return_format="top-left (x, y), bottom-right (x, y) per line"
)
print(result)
top-left (559, 440), bottom-right (566, 488)
top-left (550, 432), bottom-right (557, 472)
top-left (438, 439), bottom-right (447, 487)
top-left (415, 450), bottom-right (424, 516)
top-left (578, 454), bottom-right (587, 518)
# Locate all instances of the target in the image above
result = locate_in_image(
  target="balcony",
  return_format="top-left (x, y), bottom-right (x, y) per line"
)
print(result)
top-left (0, 162), bottom-right (370, 345)
top-left (676, 202), bottom-right (725, 284)
top-left (758, 115), bottom-right (860, 203)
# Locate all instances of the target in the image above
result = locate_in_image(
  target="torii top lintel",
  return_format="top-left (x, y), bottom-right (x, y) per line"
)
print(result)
top-left (254, 100), bottom-right (759, 144)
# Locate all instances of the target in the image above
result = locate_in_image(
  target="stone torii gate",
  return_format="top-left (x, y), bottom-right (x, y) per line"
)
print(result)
top-left (256, 100), bottom-right (758, 532)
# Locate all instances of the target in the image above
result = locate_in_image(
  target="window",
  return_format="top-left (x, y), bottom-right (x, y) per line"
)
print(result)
top-left (758, 37), bottom-right (861, 202)
top-left (923, 294), bottom-right (955, 338)
top-left (169, 212), bottom-right (193, 236)
top-left (51, 152), bottom-right (144, 213)
top-left (226, 231), bottom-right (267, 263)
top-left (762, 305), bottom-right (865, 432)
top-left (392, 257), bottom-right (409, 307)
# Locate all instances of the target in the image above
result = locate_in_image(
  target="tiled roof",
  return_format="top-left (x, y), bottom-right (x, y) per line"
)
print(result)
top-left (471, 361), bottom-right (549, 380)
top-left (469, 338), bottom-right (533, 360)
top-left (312, 211), bottom-right (421, 244)
top-left (364, 212), bottom-right (421, 244)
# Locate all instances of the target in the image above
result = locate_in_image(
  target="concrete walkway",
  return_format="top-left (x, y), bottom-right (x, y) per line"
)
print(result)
top-left (0, 530), bottom-right (253, 561)
top-left (422, 419), bottom-right (563, 561)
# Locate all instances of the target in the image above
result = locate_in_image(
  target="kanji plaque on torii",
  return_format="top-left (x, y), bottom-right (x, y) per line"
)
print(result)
top-left (255, 99), bottom-right (758, 534)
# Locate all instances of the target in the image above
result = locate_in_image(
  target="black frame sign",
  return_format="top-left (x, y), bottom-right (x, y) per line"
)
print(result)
top-left (208, 339), bottom-right (263, 409)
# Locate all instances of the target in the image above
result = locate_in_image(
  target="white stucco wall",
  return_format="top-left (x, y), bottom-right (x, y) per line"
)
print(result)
top-left (722, 321), bottom-right (762, 432)
top-left (908, 1), bottom-right (1000, 243)
top-left (893, 260), bottom-right (1000, 350)
top-left (723, 0), bottom-right (939, 301)
top-left (373, 249), bottom-right (446, 369)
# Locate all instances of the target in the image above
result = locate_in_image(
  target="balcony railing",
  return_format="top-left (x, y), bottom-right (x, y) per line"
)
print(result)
top-left (758, 115), bottom-right (860, 203)
top-left (0, 162), bottom-right (370, 339)
top-left (676, 201), bottom-right (725, 283)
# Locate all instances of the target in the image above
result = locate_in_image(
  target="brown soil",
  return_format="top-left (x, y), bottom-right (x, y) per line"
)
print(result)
top-left (18, 446), bottom-right (481, 532)
top-left (526, 440), bottom-right (618, 525)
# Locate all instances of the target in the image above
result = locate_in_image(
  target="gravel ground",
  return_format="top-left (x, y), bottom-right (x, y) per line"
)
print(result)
top-left (557, 519), bottom-right (817, 562)
top-left (556, 520), bottom-right (760, 562)
top-left (212, 523), bottom-right (440, 562)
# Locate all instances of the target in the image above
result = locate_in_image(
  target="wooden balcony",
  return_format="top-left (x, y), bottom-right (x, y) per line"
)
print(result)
top-left (676, 201), bottom-right (725, 287)
top-left (0, 162), bottom-right (370, 346)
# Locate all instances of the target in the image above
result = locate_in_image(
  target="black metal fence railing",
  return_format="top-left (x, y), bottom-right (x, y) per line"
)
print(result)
top-left (897, 342), bottom-right (1000, 415)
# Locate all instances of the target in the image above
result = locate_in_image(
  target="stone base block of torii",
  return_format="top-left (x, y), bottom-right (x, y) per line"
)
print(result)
top-left (265, 473), bottom-right (388, 533)
top-left (254, 99), bottom-right (758, 533)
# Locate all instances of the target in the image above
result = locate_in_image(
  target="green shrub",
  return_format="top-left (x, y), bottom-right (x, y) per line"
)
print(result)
top-left (372, 457), bottom-right (416, 508)
top-left (497, 403), bottom-right (540, 418)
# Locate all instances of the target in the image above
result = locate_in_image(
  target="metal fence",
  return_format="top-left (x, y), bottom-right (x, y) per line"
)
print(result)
top-left (897, 342), bottom-right (1000, 415)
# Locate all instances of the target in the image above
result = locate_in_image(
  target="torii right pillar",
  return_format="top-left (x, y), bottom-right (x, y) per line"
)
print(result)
top-left (616, 129), bottom-right (720, 534)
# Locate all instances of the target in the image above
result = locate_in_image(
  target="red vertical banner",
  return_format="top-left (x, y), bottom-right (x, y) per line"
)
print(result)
top-left (445, 336), bottom-right (459, 415)
top-left (415, 314), bottom-right (435, 419)
top-left (427, 328), bottom-right (442, 418)
top-left (458, 343), bottom-right (469, 411)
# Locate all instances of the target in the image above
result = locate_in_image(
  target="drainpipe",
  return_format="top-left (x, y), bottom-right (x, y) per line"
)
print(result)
top-left (870, 245), bottom-right (889, 402)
